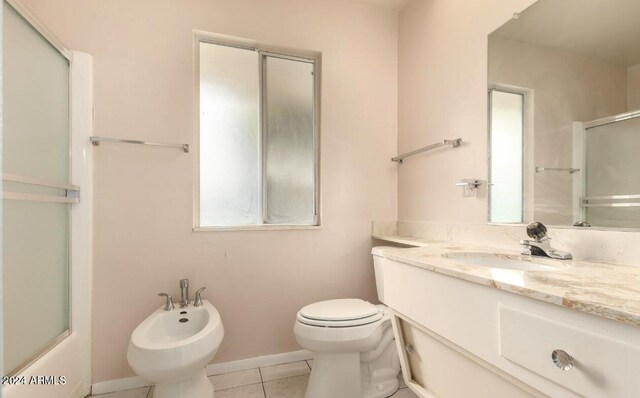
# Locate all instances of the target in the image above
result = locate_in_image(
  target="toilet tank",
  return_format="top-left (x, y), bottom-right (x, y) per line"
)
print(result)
top-left (371, 246), bottom-right (395, 303)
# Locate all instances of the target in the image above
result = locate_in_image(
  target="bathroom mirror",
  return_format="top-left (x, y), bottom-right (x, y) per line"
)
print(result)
top-left (487, 0), bottom-right (640, 229)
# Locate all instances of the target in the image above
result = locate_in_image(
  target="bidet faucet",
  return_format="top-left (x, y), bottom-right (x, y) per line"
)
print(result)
top-left (520, 222), bottom-right (572, 260)
top-left (194, 287), bottom-right (206, 307)
top-left (180, 279), bottom-right (190, 308)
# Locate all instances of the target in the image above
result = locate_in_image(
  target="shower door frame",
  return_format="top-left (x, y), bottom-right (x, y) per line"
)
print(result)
top-left (3, 1), bottom-right (93, 397)
top-left (3, 0), bottom-right (73, 378)
top-left (579, 109), bottom-right (640, 225)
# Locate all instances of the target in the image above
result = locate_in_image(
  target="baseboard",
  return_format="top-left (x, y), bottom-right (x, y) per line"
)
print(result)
top-left (90, 349), bottom-right (314, 395)
top-left (91, 376), bottom-right (148, 396)
top-left (206, 349), bottom-right (314, 376)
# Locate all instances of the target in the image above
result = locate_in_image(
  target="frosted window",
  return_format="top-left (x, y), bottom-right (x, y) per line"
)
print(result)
top-left (199, 43), bottom-right (261, 226)
top-left (265, 57), bottom-right (315, 224)
top-left (198, 41), bottom-right (318, 227)
top-left (489, 90), bottom-right (524, 223)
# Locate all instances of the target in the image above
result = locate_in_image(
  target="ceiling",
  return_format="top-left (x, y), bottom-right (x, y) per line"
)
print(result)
top-left (350, 0), bottom-right (409, 11)
top-left (492, 0), bottom-right (640, 67)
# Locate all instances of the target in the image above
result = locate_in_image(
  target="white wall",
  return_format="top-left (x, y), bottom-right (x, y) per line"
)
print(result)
top-left (21, 0), bottom-right (398, 383)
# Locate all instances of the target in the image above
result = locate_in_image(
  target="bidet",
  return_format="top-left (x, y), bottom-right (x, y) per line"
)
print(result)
top-left (127, 296), bottom-right (223, 398)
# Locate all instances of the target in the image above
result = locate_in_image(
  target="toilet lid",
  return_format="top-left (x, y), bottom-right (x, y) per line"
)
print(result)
top-left (297, 299), bottom-right (382, 327)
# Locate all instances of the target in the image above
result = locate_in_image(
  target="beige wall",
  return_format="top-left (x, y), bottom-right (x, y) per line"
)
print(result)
top-left (489, 38), bottom-right (628, 225)
top-left (397, 0), bottom-right (536, 224)
top-left (21, 0), bottom-right (398, 382)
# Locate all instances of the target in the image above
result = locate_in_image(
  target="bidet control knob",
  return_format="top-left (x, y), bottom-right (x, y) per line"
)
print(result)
top-left (194, 287), bottom-right (206, 307)
top-left (158, 293), bottom-right (175, 311)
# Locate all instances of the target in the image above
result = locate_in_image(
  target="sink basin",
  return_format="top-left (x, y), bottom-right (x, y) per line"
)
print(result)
top-left (443, 252), bottom-right (562, 272)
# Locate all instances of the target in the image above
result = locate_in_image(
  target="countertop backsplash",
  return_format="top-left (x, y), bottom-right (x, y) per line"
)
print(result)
top-left (372, 220), bottom-right (640, 266)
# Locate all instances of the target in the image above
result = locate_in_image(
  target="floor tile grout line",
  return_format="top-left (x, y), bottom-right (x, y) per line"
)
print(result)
top-left (258, 367), bottom-right (267, 398)
top-left (89, 370), bottom-right (414, 398)
top-left (88, 372), bottom-right (413, 398)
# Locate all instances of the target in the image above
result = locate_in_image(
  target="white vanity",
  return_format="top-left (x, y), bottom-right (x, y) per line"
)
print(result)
top-left (375, 0), bottom-right (640, 395)
top-left (373, 244), bottom-right (640, 398)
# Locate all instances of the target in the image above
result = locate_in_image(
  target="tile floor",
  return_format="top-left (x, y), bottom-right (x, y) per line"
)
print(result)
top-left (89, 360), bottom-right (418, 398)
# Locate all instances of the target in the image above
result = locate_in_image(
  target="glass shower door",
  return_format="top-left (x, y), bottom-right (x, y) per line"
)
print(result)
top-left (2, 0), bottom-right (74, 375)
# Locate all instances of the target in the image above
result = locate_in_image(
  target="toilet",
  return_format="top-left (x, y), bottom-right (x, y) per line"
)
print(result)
top-left (294, 247), bottom-right (400, 398)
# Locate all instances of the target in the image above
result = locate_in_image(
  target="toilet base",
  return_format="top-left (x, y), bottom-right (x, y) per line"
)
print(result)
top-left (361, 377), bottom-right (398, 398)
top-left (306, 352), bottom-right (362, 398)
top-left (151, 368), bottom-right (213, 398)
top-left (305, 352), bottom-right (399, 398)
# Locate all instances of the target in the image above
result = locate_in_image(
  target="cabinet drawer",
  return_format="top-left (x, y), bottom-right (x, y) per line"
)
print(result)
top-left (499, 305), bottom-right (640, 398)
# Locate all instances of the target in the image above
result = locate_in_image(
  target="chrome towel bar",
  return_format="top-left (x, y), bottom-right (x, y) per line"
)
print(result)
top-left (582, 194), bottom-right (640, 208)
top-left (535, 167), bottom-right (580, 174)
top-left (3, 192), bottom-right (79, 204)
top-left (90, 136), bottom-right (190, 153)
top-left (392, 138), bottom-right (462, 163)
top-left (3, 172), bottom-right (79, 191)
top-left (2, 173), bottom-right (80, 204)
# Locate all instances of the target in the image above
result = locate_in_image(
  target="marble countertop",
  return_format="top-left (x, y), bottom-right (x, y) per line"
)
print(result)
top-left (375, 243), bottom-right (640, 327)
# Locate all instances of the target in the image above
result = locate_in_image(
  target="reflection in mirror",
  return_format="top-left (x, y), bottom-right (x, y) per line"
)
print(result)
top-left (489, 90), bottom-right (524, 223)
top-left (584, 115), bottom-right (640, 228)
top-left (488, 0), bottom-right (640, 229)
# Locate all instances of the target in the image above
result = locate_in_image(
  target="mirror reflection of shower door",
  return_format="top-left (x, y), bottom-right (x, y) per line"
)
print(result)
top-left (584, 114), bottom-right (640, 228)
top-left (2, 0), bottom-right (76, 376)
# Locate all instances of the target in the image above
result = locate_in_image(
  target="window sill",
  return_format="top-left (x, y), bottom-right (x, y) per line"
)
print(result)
top-left (193, 225), bottom-right (322, 232)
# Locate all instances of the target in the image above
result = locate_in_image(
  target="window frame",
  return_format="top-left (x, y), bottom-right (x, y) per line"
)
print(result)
top-left (193, 30), bottom-right (322, 231)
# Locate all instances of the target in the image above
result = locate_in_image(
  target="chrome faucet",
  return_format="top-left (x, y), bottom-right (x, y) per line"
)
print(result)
top-left (520, 222), bottom-right (572, 260)
top-left (179, 279), bottom-right (190, 308)
top-left (158, 293), bottom-right (175, 311)
top-left (194, 287), bottom-right (206, 307)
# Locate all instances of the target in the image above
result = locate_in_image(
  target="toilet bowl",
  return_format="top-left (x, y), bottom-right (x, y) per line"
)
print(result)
top-left (127, 300), bottom-right (224, 398)
top-left (294, 298), bottom-right (400, 398)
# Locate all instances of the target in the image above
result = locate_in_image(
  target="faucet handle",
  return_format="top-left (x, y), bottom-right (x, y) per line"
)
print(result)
top-left (158, 293), bottom-right (175, 311)
top-left (194, 287), bottom-right (206, 307)
top-left (526, 222), bottom-right (548, 241)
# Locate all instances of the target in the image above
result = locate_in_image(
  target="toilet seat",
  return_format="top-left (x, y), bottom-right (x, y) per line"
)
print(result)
top-left (297, 299), bottom-right (383, 328)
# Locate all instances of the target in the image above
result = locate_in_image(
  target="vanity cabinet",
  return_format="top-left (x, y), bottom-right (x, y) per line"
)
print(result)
top-left (394, 317), bottom-right (541, 398)
top-left (379, 256), bottom-right (640, 398)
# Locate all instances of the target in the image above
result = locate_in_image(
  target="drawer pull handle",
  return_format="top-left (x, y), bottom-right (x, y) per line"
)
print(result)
top-left (405, 344), bottom-right (415, 354)
top-left (552, 349), bottom-right (574, 371)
